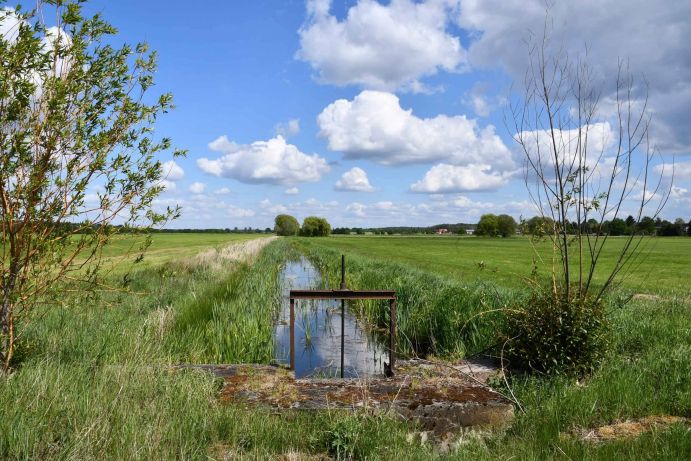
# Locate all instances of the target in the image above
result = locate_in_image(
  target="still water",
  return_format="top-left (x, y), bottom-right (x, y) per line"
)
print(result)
top-left (273, 257), bottom-right (387, 378)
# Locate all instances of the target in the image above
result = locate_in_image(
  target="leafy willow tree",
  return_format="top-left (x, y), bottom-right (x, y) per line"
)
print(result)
top-left (300, 216), bottom-right (331, 237)
top-left (0, 1), bottom-right (183, 370)
top-left (274, 214), bottom-right (299, 236)
top-left (496, 214), bottom-right (517, 237)
top-left (475, 213), bottom-right (498, 237)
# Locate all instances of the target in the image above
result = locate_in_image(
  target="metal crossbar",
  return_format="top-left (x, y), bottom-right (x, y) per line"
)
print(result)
top-left (288, 256), bottom-right (396, 378)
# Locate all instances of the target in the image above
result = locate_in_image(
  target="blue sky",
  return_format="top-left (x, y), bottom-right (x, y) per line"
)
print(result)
top-left (43, 1), bottom-right (691, 227)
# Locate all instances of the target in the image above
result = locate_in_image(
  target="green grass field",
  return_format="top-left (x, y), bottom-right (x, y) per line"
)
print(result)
top-left (96, 233), bottom-right (265, 270)
top-left (308, 235), bottom-right (691, 294)
top-left (1, 233), bottom-right (689, 460)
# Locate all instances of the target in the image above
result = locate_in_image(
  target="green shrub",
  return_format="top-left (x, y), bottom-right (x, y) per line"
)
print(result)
top-left (500, 285), bottom-right (608, 375)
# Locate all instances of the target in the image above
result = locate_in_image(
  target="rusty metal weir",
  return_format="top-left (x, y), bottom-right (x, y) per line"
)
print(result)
top-left (288, 255), bottom-right (396, 378)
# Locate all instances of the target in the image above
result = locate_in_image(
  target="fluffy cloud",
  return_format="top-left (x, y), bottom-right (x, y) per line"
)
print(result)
top-left (298, 0), bottom-right (465, 92)
top-left (335, 167), bottom-right (375, 192)
top-left (655, 160), bottom-right (691, 180)
top-left (197, 135), bottom-right (330, 186)
top-left (189, 182), bottom-right (207, 194)
top-left (343, 196), bottom-right (535, 224)
top-left (410, 163), bottom-right (510, 193)
top-left (318, 90), bottom-right (514, 171)
top-left (517, 122), bottom-right (615, 173)
top-left (1, 8), bottom-right (21, 43)
top-left (285, 187), bottom-right (300, 195)
top-left (161, 160), bottom-right (185, 181)
top-left (258, 197), bottom-right (340, 218)
top-left (214, 187), bottom-right (231, 195)
top-left (457, 0), bottom-right (691, 153)
top-left (275, 119), bottom-right (301, 137)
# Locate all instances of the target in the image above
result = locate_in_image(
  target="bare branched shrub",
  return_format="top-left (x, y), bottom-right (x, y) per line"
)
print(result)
top-left (502, 18), bottom-right (671, 374)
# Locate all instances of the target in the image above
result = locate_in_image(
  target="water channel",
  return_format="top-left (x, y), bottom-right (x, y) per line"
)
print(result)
top-left (273, 256), bottom-right (387, 378)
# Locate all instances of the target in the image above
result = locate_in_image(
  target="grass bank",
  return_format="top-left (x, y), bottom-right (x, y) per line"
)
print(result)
top-left (1, 235), bottom-right (688, 459)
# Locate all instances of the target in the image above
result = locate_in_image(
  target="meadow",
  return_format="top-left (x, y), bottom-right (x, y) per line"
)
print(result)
top-left (0, 233), bottom-right (688, 460)
top-left (310, 235), bottom-right (691, 294)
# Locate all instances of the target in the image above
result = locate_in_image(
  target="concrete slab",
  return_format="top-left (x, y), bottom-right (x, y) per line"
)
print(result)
top-left (181, 359), bottom-right (514, 435)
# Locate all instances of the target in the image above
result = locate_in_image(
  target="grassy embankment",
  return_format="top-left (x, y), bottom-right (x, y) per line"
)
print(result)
top-left (0, 235), bottom-right (431, 460)
top-left (298, 236), bottom-right (690, 459)
top-left (0, 233), bottom-right (689, 459)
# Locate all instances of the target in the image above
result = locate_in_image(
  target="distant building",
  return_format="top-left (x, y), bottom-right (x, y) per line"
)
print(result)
top-left (436, 228), bottom-right (449, 235)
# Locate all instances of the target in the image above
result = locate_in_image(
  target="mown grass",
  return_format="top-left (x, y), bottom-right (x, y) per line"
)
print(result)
top-left (1, 234), bottom-right (689, 460)
top-left (315, 235), bottom-right (691, 294)
top-left (95, 232), bottom-right (265, 271)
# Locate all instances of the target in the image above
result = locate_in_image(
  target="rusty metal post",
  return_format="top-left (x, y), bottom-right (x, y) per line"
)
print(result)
top-left (389, 298), bottom-right (396, 374)
top-left (289, 298), bottom-right (295, 372)
top-left (340, 255), bottom-right (345, 378)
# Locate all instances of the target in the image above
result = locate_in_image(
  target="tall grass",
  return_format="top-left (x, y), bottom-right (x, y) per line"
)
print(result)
top-left (167, 239), bottom-right (295, 363)
top-left (298, 238), bottom-right (516, 358)
top-left (0, 236), bottom-right (688, 460)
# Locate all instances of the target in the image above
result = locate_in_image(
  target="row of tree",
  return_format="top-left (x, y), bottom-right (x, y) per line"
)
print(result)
top-left (274, 215), bottom-right (331, 237)
top-left (522, 216), bottom-right (691, 237)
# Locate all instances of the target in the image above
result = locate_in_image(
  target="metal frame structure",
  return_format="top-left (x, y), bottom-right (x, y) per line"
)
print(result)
top-left (288, 256), bottom-right (396, 378)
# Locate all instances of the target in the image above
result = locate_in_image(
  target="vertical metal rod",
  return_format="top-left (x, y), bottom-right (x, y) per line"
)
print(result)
top-left (289, 298), bottom-right (295, 372)
top-left (340, 254), bottom-right (346, 289)
top-left (389, 298), bottom-right (396, 374)
top-left (340, 254), bottom-right (345, 378)
top-left (340, 299), bottom-right (345, 378)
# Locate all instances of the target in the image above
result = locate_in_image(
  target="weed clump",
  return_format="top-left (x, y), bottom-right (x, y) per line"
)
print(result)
top-left (500, 286), bottom-right (608, 375)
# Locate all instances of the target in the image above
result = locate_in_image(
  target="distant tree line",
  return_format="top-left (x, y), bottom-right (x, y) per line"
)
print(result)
top-left (521, 215), bottom-right (691, 237)
top-left (332, 223), bottom-right (473, 235)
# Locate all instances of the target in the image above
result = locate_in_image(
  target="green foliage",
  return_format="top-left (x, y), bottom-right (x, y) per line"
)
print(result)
top-left (274, 214), bottom-right (299, 236)
top-left (497, 214), bottom-right (517, 237)
top-left (0, 0), bottom-right (182, 369)
top-left (524, 216), bottom-right (555, 236)
top-left (500, 285), bottom-right (608, 375)
top-left (475, 213), bottom-right (499, 236)
top-left (300, 216), bottom-right (331, 237)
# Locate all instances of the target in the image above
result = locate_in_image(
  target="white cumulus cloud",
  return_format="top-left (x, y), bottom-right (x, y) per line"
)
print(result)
top-left (160, 160), bottom-right (185, 181)
top-left (197, 135), bottom-right (330, 186)
top-left (457, 0), bottom-right (691, 153)
top-left (298, 0), bottom-right (465, 92)
top-left (318, 90), bottom-right (514, 171)
top-left (189, 182), bottom-right (207, 194)
top-left (335, 167), bottom-right (375, 192)
top-left (275, 119), bottom-right (301, 137)
top-left (656, 160), bottom-right (691, 180)
top-left (410, 163), bottom-right (510, 193)
top-left (285, 187), bottom-right (300, 195)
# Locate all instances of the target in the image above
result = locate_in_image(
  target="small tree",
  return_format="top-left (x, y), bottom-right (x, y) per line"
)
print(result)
top-left (503, 19), bottom-right (671, 374)
top-left (0, 2), bottom-right (183, 370)
top-left (300, 216), bottom-right (331, 237)
top-left (475, 214), bottom-right (498, 236)
top-left (497, 214), bottom-right (517, 237)
top-left (274, 214), bottom-right (299, 236)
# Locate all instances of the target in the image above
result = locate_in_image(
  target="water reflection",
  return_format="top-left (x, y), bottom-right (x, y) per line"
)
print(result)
top-left (273, 257), bottom-right (387, 378)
